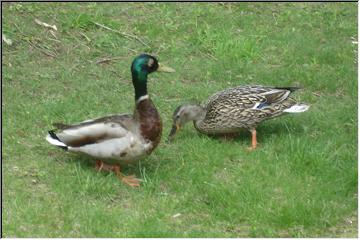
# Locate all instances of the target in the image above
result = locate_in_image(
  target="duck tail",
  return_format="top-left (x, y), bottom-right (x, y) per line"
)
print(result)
top-left (46, 130), bottom-right (68, 151)
top-left (275, 86), bottom-right (302, 92)
top-left (283, 104), bottom-right (310, 113)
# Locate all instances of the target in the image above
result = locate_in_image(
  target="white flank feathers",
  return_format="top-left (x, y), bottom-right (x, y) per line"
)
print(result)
top-left (69, 133), bottom-right (152, 160)
top-left (46, 134), bottom-right (67, 147)
top-left (283, 104), bottom-right (310, 113)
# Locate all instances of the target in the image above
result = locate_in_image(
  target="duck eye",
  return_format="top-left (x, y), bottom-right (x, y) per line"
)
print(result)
top-left (147, 58), bottom-right (154, 67)
top-left (176, 115), bottom-right (180, 119)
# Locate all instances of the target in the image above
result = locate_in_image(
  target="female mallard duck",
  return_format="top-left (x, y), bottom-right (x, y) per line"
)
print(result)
top-left (46, 54), bottom-right (175, 187)
top-left (168, 85), bottom-right (309, 149)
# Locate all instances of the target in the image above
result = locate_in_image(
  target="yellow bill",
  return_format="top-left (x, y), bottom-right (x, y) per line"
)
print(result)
top-left (157, 63), bottom-right (176, 73)
top-left (167, 123), bottom-right (180, 142)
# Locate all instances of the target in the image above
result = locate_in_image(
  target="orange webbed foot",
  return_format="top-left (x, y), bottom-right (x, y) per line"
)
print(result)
top-left (113, 165), bottom-right (141, 188)
top-left (94, 161), bottom-right (141, 187)
top-left (120, 175), bottom-right (141, 187)
top-left (246, 146), bottom-right (256, 151)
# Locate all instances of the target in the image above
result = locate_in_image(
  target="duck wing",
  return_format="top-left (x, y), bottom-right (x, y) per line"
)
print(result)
top-left (205, 85), bottom-right (299, 111)
top-left (46, 114), bottom-right (153, 161)
top-left (49, 114), bottom-right (137, 147)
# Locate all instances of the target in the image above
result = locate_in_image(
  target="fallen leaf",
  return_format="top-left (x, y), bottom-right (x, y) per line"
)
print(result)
top-left (2, 34), bottom-right (13, 45)
top-left (35, 19), bottom-right (57, 31)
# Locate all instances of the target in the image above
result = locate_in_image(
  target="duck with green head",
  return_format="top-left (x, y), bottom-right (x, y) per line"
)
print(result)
top-left (46, 54), bottom-right (175, 187)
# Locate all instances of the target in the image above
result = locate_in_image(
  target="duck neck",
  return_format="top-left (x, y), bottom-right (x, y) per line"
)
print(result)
top-left (196, 105), bottom-right (207, 118)
top-left (132, 68), bottom-right (148, 102)
top-left (183, 105), bottom-right (205, 124)
top-left (189, 105), bottom-right (206, 130)
top-left (131, 67), bottom-right (162, 149)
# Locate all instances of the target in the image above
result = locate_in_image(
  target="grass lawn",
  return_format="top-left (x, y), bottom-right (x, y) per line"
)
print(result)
top-left (2, 2), bottom-right (358, 237)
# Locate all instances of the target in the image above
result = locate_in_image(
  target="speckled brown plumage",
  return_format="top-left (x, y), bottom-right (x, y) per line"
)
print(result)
top-left (195, 85), bottom-right (302, 134)
top-left (169, 85), bottom-right (309, 147)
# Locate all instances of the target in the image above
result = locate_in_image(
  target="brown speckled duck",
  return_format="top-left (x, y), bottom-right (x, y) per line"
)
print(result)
top-left (46, 54), bottom-right (175, 187)
top-left (168, 85), bottom-right (309, 149)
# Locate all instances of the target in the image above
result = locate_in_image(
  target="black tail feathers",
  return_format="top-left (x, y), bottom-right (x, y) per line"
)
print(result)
top-left (48, 130), bottom-right (68, 151)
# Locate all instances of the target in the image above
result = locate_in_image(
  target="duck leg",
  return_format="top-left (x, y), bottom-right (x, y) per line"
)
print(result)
top-left (247, 129), bottom-right (257, 150)
top-left (94, 160), bottom-right (140, 187)
top-left (95, 160), bottom-right (104, 171)
top-left (113, 165), bottom-right (140, 188)
top-left (95, 160), bottom-right (113, 172)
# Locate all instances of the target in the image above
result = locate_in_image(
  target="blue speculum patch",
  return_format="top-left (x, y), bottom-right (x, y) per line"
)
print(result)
top-left (257, 102), bottom-right (268, 109)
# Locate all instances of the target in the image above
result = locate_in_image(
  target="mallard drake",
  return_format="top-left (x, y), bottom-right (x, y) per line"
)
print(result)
top-left (168, 85), bottom-right (309, 149)
top-left (46, 54), bottom-right (175, 187)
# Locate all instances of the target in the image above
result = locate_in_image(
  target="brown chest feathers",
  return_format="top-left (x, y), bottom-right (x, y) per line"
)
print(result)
top-left (135, 98), bottom-right (163, 153)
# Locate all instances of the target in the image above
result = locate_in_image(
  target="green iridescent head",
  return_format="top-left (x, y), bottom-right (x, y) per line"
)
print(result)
top-left (131, 54), bottom-right (175, 101)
